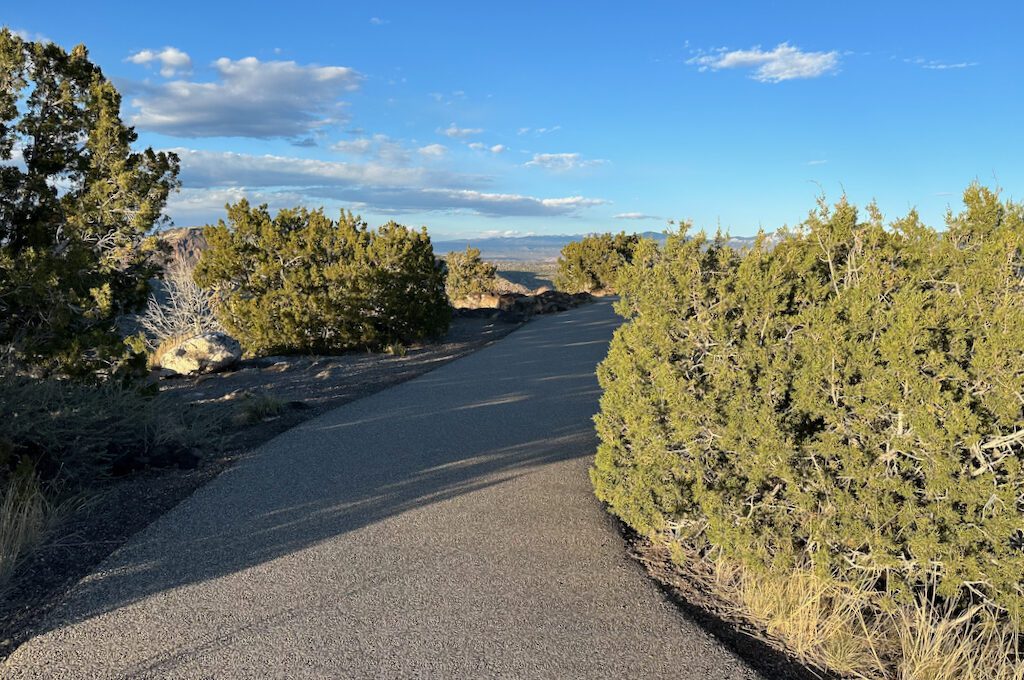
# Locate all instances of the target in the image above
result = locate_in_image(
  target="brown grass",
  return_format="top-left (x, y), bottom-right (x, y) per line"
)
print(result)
top-left (0, 469), bottom-right (53, 587)
top-left (659, 537), bottom-right (1024, 679)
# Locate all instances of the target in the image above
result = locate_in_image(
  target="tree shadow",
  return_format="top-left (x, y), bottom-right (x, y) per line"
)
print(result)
top-left (15, 301), bottom-right (623, 664)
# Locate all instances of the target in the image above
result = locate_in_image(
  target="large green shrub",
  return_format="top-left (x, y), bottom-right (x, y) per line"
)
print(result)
top-left (444, 245), bottom-right (497, 300)
top-left (194, 201), bottom-right (449, 355)
top-left (0, 30), bottom-right (179, 378)
top-left (592, 185), bottom-right (1024, 617)
top-left (554, 232), bottom-right (641, 293)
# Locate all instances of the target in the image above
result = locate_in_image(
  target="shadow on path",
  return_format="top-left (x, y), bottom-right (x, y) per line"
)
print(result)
top-left (22, 301), bottom-right (622, 644)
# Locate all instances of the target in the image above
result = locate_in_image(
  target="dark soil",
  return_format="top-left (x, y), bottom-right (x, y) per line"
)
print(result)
top-left (0, 316), bottom-right (519, 661)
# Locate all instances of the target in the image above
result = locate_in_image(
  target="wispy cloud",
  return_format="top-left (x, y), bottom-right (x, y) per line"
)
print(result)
top-left (369, 17), bottom-right (388, 25)
top-left (517, 125), bottom-right (561, 135)
top-left (8, 27), bottom-right (51, 43)
top-left (806, 159), bottom-right (828, 166)
top-left (440, 123), bottom-right (483, 138)
top-left (525, 152), bottom-right (607, 171)
top-left (468, 142), bottom-right (507, 153)
top-left (905, 57), bottom-right (978, 70)
top-left (418, 143), bottom-right (447, 157)
top-left (688, 43), bottom-right (839, 83)
top-left (614, 212), bottom-right (661, 220)
top-left (127, 46), bottom-right (193, 77)
top-left (126, 56), bottom-right (362, 140)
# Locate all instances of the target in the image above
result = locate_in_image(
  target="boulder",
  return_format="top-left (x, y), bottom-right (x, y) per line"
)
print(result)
top-left (157, 332), bottom-right (242, 376)
top-left (452, 292), bottom-right (502, 310)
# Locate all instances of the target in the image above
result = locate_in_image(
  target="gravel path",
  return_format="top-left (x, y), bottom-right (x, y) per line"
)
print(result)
top-left (4, 299), bottom-right (760, 679)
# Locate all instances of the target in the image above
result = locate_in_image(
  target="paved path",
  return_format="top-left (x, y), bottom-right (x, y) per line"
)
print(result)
top-left (5, 300), bottom-right (759, 679)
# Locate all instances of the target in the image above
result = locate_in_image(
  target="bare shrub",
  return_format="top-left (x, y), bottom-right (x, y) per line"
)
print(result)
top-left (139, 252), bottom-right (222, 350)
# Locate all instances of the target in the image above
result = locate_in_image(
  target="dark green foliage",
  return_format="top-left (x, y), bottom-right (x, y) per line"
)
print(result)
top-left (0, 30), bottom-right (179, 378)
top-left (554, 232), bottom-right (641, 293)
top-left (592, 185), bottom-right (1024, 617)
top-left (193, 201), bottom-right (449, 356)
top-left (444, 245), bottom-right (497, 300)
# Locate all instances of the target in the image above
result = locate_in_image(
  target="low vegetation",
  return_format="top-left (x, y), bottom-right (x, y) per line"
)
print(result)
top-left (594, 183), bottom-right (1024, 677)
top-left (444, 245), bottom-right (498, 301)
top-left (554, 232), bottom-right (641, 293)
top-left (194, 201), bottom-right (450, 356)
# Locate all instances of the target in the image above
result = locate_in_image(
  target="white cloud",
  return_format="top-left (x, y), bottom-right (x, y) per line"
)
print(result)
top-left (330, 134), bottom-right (416, 165)
top-left (906, 57), bottom-right (977, 70)
top-left (614, 212), bottom-right (661, 220)
top-left (468, 142), bottom-right (507, 154)
top-left (164, 148), bottom-right (606, 220)
top-left (9, 28), bottom-right (52, 43)
top-left (476, 229), bottom-right (536, 238)
top-left (517, 125), bottom-right (561, 135)
top-left (418, 143), bottom-right (447, 157)
top-left (127, 47), bottom-right (193, 77)
top-left (441, 123), bottom-right (483, 138)
top-left (369, 17), bottom-right (388, 25)
top-left (688, 43), bottom-right (839, 83)
top-left (332, 137), bottom-right (375, 155)
top-left (127, 57), bottom-right (362, 139)
top-left (525, 152), bottom-right (607, 171)
top-left (806, 159), bottom-right (828, 166)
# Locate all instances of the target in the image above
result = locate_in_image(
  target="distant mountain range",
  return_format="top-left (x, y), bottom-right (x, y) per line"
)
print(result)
top-left (159, 227), bottom-right (777, 266)
top-left (433, 231), bottom-right (776, 262)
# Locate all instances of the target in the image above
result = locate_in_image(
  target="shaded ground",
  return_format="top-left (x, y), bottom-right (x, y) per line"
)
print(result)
top-left (0, 315), bottom-right (518, 662)
top-left (497, 260), bottom-right (558, 290)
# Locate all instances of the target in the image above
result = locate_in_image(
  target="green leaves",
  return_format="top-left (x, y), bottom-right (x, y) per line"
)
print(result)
top-left (194, 201), bottom-right (449, 356)
top-left (444, 245), bottom-right (497, 300)
top-left (0, 30), bottom-right (178, 379)
top-left (593, 185), bottom-right (1024, 618)
top-left (554, 232), bottom-right (641, 293)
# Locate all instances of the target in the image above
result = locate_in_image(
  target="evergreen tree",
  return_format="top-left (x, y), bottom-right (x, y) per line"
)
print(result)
top-left (592, 185), bottom-right (1024, 616)
top-left (554, 232), bottom-right (641, 293)
top-left (444, 245), bottom-right (497, 300)
top-left (194, 201), bottom-right (449, 355)
top-left (0, 30), bottom-right (179, 377)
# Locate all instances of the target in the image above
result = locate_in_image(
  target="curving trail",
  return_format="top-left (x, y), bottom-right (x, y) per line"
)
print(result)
top-left (5, 299), bottom-right (759, 679)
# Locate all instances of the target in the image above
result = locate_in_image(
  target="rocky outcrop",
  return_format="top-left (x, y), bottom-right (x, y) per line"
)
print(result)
top-left (453, 290), bottom-right (593, 323)
top-left (157, 332), bottom-right (242, 376)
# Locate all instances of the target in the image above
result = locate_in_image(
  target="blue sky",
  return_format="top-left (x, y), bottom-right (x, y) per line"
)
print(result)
top-left (6, 1), bottom-right (1022, 238)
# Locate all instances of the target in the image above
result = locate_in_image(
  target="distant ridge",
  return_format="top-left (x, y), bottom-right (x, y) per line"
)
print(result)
top-left (159, 227), bottom-right (777, 266)
top-left (433, 231), bottom-right (777, 261)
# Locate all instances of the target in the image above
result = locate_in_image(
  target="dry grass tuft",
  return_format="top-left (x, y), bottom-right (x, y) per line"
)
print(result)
top-left (662, 537), bottom-right (1024, 680)
top-left (0, 469), bottom-right (52, 587)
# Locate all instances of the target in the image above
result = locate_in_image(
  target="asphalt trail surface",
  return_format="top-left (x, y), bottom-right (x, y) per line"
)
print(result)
top-left (5, 299), bottom-right (760, 679)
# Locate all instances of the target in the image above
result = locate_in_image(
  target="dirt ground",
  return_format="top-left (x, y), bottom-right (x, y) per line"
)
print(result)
top-left (0, 315), bottom-right (519, 660)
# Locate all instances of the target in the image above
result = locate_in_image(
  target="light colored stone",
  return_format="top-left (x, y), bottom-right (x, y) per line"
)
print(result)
top-left (157, 332), bottom-right (242, 376)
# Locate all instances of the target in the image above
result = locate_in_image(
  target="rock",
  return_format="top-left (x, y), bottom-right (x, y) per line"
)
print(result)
top-left (157, 332), bottom-right (242, 376)
top-left (589, 287), bottom-right (614, 297)
top-left (452, 292), bottom-right (502, 310)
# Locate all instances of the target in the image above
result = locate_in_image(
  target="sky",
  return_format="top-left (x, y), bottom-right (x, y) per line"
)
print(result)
top-left (5, 1), bottom-right (1023, 238)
